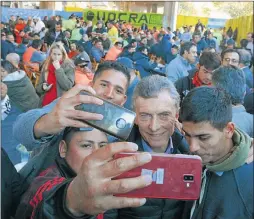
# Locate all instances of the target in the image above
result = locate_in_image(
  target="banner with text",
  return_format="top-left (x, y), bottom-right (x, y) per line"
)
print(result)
top-left (83, 9), bottom-right (163, 28)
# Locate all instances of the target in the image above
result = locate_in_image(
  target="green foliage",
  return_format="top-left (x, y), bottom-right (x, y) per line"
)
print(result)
top-left (212, 2), bottom-right (253, 18)
top-left (178, 2), bottom-right (197, 16)
top-left (202, 7), bottom-right (211, 16)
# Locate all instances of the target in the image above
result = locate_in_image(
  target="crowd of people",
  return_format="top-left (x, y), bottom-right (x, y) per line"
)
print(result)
top-left (1, 13), bottom-right (254, 219)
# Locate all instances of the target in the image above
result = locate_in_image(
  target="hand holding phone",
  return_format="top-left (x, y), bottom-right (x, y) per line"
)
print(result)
top-left (42, 83), bottom-right (53, 92)
top-left (75, 91), bottom-right (136, 140)
top-left (113, 153), bottom-right (202, 200)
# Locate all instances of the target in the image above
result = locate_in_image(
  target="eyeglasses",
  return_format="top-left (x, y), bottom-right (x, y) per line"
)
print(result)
top-left (223, 58), bottom-right (239, 64)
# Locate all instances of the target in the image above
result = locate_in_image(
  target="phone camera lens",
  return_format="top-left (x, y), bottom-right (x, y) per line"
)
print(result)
top-left (184, 175), bottom-right (194, 181)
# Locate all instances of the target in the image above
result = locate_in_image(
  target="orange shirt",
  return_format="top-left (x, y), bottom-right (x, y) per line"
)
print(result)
top-left (23, 47), bottom-right (37, 63)
top-left (104, 46), bottom-right (122, 61)
top-left (75, 68), bottom-right (94, 86)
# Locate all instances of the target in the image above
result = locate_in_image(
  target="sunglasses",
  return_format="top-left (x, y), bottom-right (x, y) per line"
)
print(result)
top-left (79, 64), bottom-right (88, 68)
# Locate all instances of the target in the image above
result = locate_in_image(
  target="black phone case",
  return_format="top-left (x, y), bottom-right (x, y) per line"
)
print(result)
top-left (75, 91), bottom-right (136, 140)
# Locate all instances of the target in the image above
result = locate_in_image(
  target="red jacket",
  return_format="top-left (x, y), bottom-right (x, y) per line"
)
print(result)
top-left (14, 23), bottom-right (26, 44)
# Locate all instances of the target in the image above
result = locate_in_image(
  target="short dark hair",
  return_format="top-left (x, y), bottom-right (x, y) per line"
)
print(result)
top-left (199, 52), bottom-right (221, 70)
top-left (221, 48), bottom-right (241, 61)
top-left (180, 86), bottom-right (232, 131)
top-left (31, 39), bottom-right (42, 49)
top-left (240, 39), bottom-right (248, 48)
top-left (114, 41), bottom-right (123, 47)
top-left (138, 46), bottom-right (148, 53)
top-left (180, 42), bottom-right (196, 56)
top-left (192, 31), bottom-right (201, 37)
top-left (22, 38), bottom-right (30, 45)
top-left (127, 45), bottom-right (136, 50)
top-left (212, 66), bottom-right (246, 105)
top-left (55, 22), bottom-right (62, 27)
top-left (94, 39), bottom-right (102, 44)
top-left (93, 61), bottom-right (131, 88)
top-left (63, 127), bottom-right (80, 146)
top-left (172, 44), bottom-right (179, 50)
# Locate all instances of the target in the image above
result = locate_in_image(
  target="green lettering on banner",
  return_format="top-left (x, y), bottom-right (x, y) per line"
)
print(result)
top-left (83, 9), bottom-right (163, 28)
top-left (118, 13), bottom-right (127, 22)
top-left (129, 13), bottom-right (138, 23)
top-left (138, 14), bottom-right (148, 24)
top-left (108, 12), bottom-right (116, 21)
top-left (97, 11), bottom-right (105, 20)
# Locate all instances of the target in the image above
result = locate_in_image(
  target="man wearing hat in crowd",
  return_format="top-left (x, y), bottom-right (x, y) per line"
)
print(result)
top-left (74, 55), bottom-right (94, 86)
top-left (117, 57), bottom-right (140, 110)
top-left (107, 20), bottom-right (119, 45)
top-left (226, 38), bottom-right (235, 49)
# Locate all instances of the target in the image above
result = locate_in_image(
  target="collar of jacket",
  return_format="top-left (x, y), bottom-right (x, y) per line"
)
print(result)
top-left (127, 124), bottom-right (190, 154)
top-left (55, 155), bottom-right (76, 179)
top-left (206, 128), bottom-right (251, 172)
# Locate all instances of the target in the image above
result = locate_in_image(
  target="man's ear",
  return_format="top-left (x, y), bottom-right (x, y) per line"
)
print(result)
top-left (59, 140), bottom-right (68, 158)
top-left (224, 122), bottom-right (235, 139)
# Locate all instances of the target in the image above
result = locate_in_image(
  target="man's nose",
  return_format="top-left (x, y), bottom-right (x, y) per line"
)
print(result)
top-left (104, 86), bottom-right (114, 99)
top-left (188, 138), bottom-right (200, 153)
top-left (149, 116), bottom-right (160, 132)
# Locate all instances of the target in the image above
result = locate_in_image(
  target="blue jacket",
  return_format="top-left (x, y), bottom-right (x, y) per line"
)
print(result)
top-left (124, 76), bottom-right (139, 110)
top-left (133, 52), bottom-right (157, 78)
top-left (1, 40), bottom-right (16, 60)
top-left (161, 34), bottom-right (172, 63)
top-left (90, 46), bottom-right (104, 63)
top-left (196, 39), bottom-right (208, 55)
top-left (15, 44), bottom-right (27, 60)
top-left (180, 32), bottom-right (192, 42)
top-left (242, 66), bottom-right (253, 88)
top-left (166, 55), bottom-right (193, 83)
top-left (232, 105), bottom-right (253, 137)
top-left (119, 49), bottom-right (134, 60)
top-left (150, 42), bottom-right (164, 58)
top-left (77, 39), bottom-right (92, 55)
top-left (206, 38), bottom-right (218, 51)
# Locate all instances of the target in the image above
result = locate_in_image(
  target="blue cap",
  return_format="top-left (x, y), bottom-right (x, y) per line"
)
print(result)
top-left (227, 38), bottom-right (235, 45)
top-left (117, 57), bottom-right (134, 69)
top-left (30, 51), bottom-right (46, 64)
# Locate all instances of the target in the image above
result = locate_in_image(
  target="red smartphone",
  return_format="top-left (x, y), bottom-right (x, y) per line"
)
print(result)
top-left (113, 153), bottom-right (202, 200)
